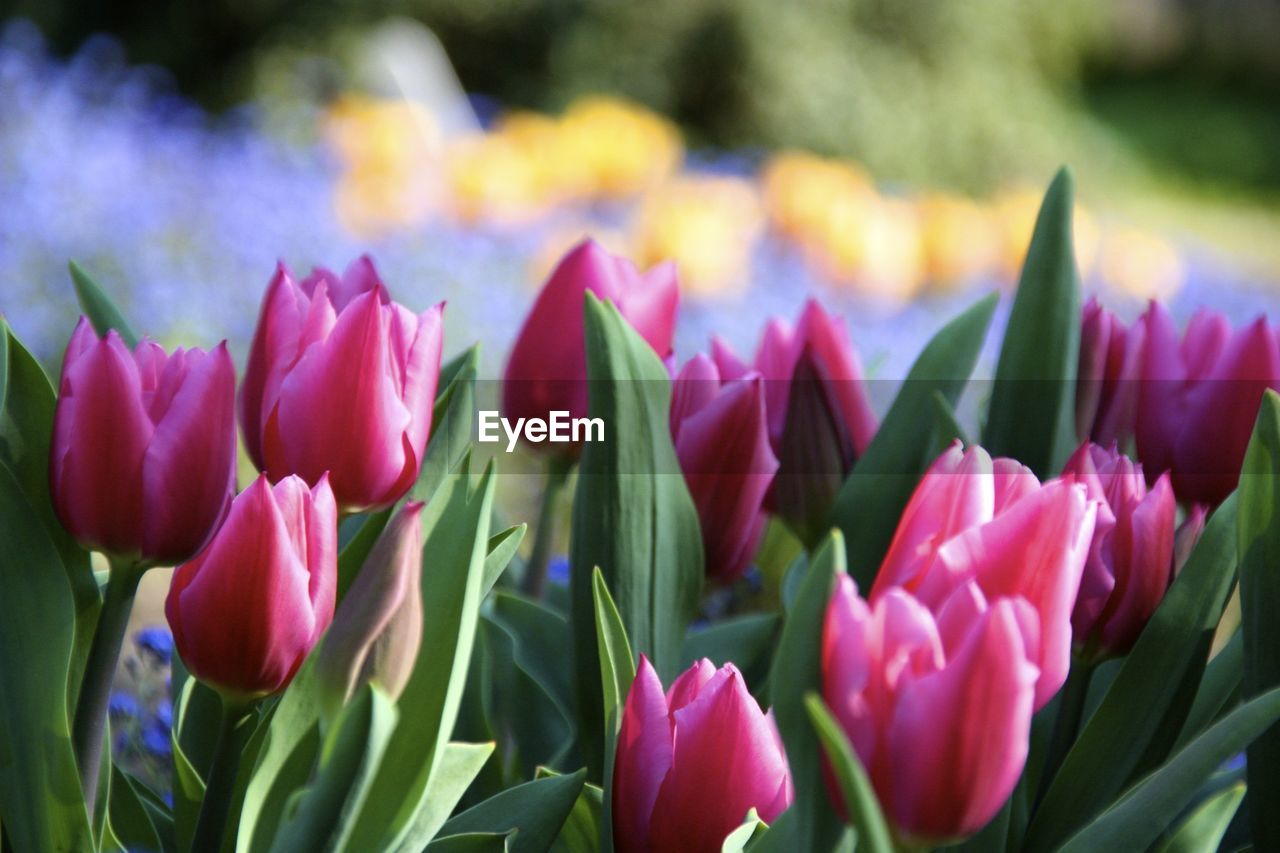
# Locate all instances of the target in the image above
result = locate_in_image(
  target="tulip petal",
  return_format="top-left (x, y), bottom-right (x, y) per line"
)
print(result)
top-left (613, 657), bottom-right (673, 853)
top-left (240, 264), bottom-right (307, 469)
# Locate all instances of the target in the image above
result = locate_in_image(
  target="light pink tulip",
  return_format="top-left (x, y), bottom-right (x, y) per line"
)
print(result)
top-left (1076, 297), bottom-right (1143, 446)
top-left (166, 474), bottom-right (337, 699)
top-left (1136, 302), bottom-right (1280, 505)
top-left (712, 299), bottom-right (877, 545)
top-left (870, 442), bottom-right (1096, 709)
top-left (1063, 442), bottom-right (1176, 658)
top-left (823, 576), bottom-right (1039, 841)
top-left (503, 239), bottom-right (679, 455)
top-left (670, 355), bottom-right (779, 583)
top-left (613, 657), bottom-right (792, 853)
top-left (50, 318), bottom-right (236, 565)
top-left (239, 257), bottom-right (444, 512)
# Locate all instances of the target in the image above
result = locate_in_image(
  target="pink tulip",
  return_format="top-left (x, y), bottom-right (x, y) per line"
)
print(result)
top-left (239, 257), bottom-right (444, 512)
top-left (50, 318), bottom-right (236, 565)
top-left (1076, 297), bottom-right (1143, 446)
top-left (670, 355), bottom-right (779, 583)
top-left (870, 442), bottom-right (1096, 709)
top-left (166, 474), bottom-right (337, 699)
top-left (713, 299), bottom-right (877, 545)
top-left (1063, 442), bottom-right (1176, 658)
top-left (823, 576), bottom-right (1039, 842)
top-left (1136, 302), bottom-right (1280, 505)
top-left (503, 239), bottom-right (679, 454)
top-left (613, 657), bottom-right (793, 853)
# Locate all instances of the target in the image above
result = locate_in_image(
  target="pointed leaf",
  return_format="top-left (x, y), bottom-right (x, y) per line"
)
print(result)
top-left (804, 694), bottom-right (892, 853)
top-left (69, 261), bottom-right (139, 347)
top-left (442, 768), bottom-right (587, 853)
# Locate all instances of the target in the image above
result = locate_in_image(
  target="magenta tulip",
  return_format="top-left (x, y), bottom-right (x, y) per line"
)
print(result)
top-left (1076, 297), bottom-right (1143, 446)
top-left (670, 354), bottom-right (779, 583)
top-left (870, 442), bottom-right (1096, 709)
top-left (1136, 302), bottom-right (1280, 505)
top-left (823, 576), bottom-right (1038, 842)
top-left (713, 299), bottom-right (877, 545)
top-left (1063, 442), bottom-right (1176, 658)
top-left (50, 318), bottom-right (236, 565)
top-left (239, 257), bottom-right (444, 512)
top-left (613, 657), bottom-right (792, 853)
top-left (166, 474), bottom-right (338, 699)
top-left (503, 239), bottom-right (679, 455)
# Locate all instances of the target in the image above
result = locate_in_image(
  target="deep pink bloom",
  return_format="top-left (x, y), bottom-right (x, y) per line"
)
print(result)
top-left (670, 355), bottom-right (779, 583)
top-left (503, 239), bottom-right (679, 455)
top-left (166, 474), bottom-right (337, 699)
top-left (1063, 442), bottom-right (1176, 658)
top-left (613, 657), bottom-right (792, 853)
top-left (50, 318), bottom-right (236, 565)
top-left (239, 257), bottom-right (444, 512)
top-left (1135, 302), bottom-right (1280, 505)
top-left (713, 299), bottom-right (877, 545)
top-left (823, 576), bottom-right (1039, 841)
top-left (1076, 297), bottom-right (1143, 446)
top-left (870, 442), bottom-right (1096, 709)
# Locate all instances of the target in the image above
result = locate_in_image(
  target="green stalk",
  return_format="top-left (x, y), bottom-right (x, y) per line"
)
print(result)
top-left (191, 696), bottom-right (256, 853)
top-left (519, 455), bottom-right (573, 598)
top-left (72, 558), bottom-right (145, 816)
top-left (1035, 659), bottom-right (1096, 810)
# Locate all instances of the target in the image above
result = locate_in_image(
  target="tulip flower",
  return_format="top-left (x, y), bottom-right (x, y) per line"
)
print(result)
top-left (51, 317), bottom-right (236, 565)
top-left (870, 442), bottom-right (1096, 709)
top-left (239, 257), bottom-right (444, 512)
top-left (712, 299), bottom-right (877, 546)
top-left (502, 238), bottom-right (679, 450)
top-left (1076, 297), bottom-right (1143, 447)
top-left (823, 576), bottom-right (1039, 842)
top-left (670, 355), bottom-right (778, 583)
top-left (1063, 442), bottom-right (1176, 658)
top-left (166, 474), bottom-right (338, 699)
top-left (1136, 302), bottom-right (1280, 505)
top-left (613, 657), bottom-right (792, 853)
top-left (316, 501), bottom-right (424, 712)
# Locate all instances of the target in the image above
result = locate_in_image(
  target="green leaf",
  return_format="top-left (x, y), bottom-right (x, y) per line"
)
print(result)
top-left (172, 732), bottom-right (206, 853)
top-left (269, 686), bottom-right (399, 852)
top-left (1174, 631), bottom-right (1242, 750)
top-left (491, 591), bottom-right (575, 721)
top-left (344, 464), bottom-right (497, 850)
top-left (106, 766), bottom-right (163, 853)
top-left (1025, 495), bottom-right (1241, 851)
top-left (766, 530), bottom-right (845, 851)
top-left (483, 525), bottom-right (527, 596)
top-left (543, 770), bottom-right (603, 853)
top-left (0, 321), bottom-right (98, 708)
top-left (1153, 782), bottom-right (1245, 853)
top-left (69, 261), bottom-right (139, 347)
top-left (570, 294), bottom-right (703, 778)
top-left (412, 344), bottom-right (479, 505)
top-left (682, 612), bottom-right (779, 676)
top-left (442, 768), bottom-right (587, 853)
top-left (426, 832), bottom-right (511, 852)
top-left (803, 694), bottom-right (892, 853)
top-left (0, 462), bottom-right (93, 853)
top-left (391, 742), bottom-right (497, 851)
top-left (721, 809), bottom-right (767, 853)
top-left (1058, 687), bottom-right (1280, 853)
top-left (930, 388), bottom-right (971, 451)
top-left (594, 567), bottom-right (637, 853)
top-left (983, 167), bottom-right (1081, 476)
top-left (829, 294), bottom-right (996, 588)
top-left (1238, 388), bottom-right (1280, 849)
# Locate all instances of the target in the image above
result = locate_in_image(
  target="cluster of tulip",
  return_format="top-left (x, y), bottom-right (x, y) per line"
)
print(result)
top-left (4, 168), bottom-right (1280, 853)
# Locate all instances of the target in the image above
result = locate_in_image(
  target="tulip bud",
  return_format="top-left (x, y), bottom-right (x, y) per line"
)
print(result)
top-left (613, 657), bottom-right (792, 853)
top-left (1075, 297), bottom-right (1142, 446)
top-left (1136, 302), bottom-right (1280, 505)
top-left (502, 239), bottom-right (679, 456)
top-left (823, 576), bottom-right (1039, 842)
top-left (165, 474), bottom-right (338, 699)
top-left (316, 502), bottom-right (424, 712)
top-left (1063, 442), bottom-right (1176, 659)
top-left (50, 318), bottom-right (236, 566)
top-left (239, 258), bottom-right (444, 512)
top-left (871, 442), bottom-right (1096, 709)
top-left (670, 355), bottom-right (778, 583)
top-left (714, 299), bottom-right (877, 546)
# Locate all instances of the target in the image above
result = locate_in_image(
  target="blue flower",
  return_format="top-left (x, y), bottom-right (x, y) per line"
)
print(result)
top-left (153, 699), bottom-right (173, 730)
top-left (108, 691), bottom-right (140, 718)
top-left (135, 627), bottom-right (174, 664)
top-left (141, 722), bottom-right (172, 758)
top-left (547, 555), bottom-right (571, 587)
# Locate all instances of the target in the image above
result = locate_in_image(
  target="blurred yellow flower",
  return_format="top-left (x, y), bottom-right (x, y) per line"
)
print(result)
top-left (1097, 226), bottom-right (1185, 301)
top-left (993, 188), bottom-right (1099, 285)
top-left (557, 97), bottom-right (683, 199)
top-left (916, 193), bottom-right (1000, 290)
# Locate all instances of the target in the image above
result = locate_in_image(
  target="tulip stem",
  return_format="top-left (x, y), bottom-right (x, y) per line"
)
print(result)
top-left (1036, 660), bottom-right (1096, 810)
top-left (72, 558), bottom-right (145, 817)
top-left (520, 456), bottom-right (573, 598)
top-left (191, 696), bottom-right (256, 853)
